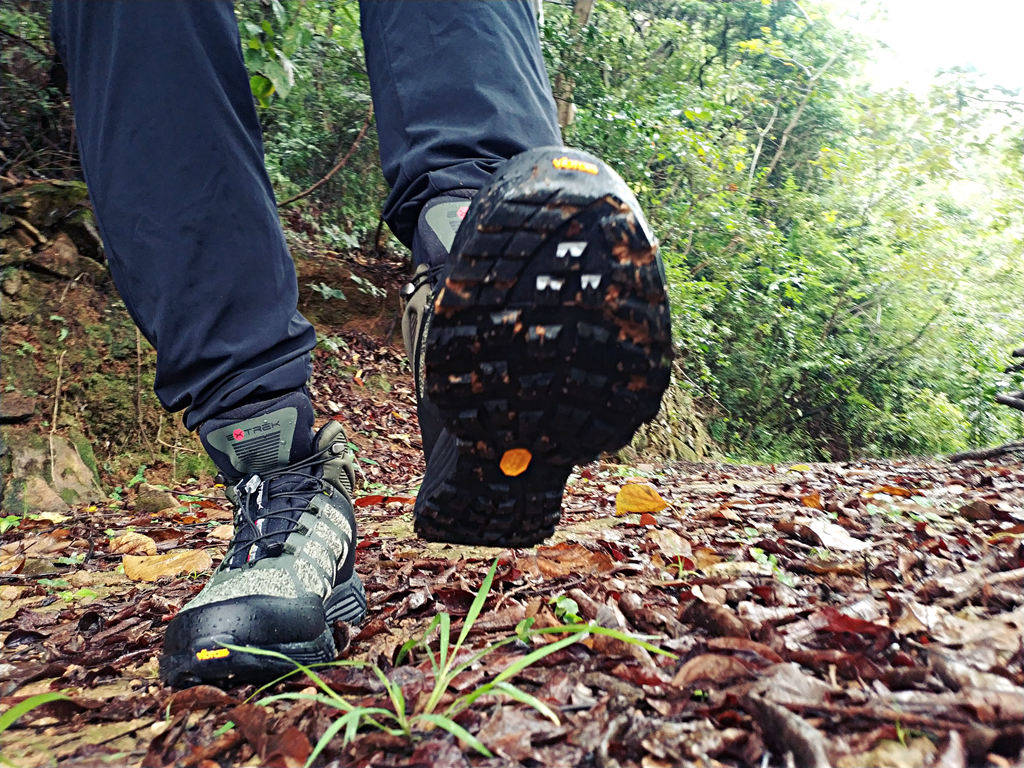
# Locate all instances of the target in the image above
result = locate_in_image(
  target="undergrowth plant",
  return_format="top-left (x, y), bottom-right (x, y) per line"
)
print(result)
top-left (232, 559), bottom-right (675, 764)
top-left (0, 692), bottom-right (71, 740)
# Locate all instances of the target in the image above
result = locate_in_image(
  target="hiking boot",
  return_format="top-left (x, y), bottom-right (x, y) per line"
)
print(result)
top-left (402, 147), bottom-right (672, 547)
top-left (159, 390), bottom-right (366, 688)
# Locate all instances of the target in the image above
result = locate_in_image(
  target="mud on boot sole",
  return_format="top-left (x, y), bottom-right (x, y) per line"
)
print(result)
top-left (416, 147), bottom-right (672, 547)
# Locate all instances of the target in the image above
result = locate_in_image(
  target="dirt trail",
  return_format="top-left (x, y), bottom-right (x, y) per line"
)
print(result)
top-left (2, 328), bottom-right (1023, 768)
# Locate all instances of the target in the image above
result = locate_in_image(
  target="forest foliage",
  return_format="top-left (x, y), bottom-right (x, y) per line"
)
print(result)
top-left (3, 0), bottom-right (1022, 461)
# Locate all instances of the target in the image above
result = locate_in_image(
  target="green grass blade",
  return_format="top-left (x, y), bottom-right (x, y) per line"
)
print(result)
top-left (451, 558), bottom-right (497, 659)
top-left (529, 623), bottom-right (677, 657)
top-left (257, 691), bottom-right (349, 709)
top-left (221, 643), bottom-right (355, 709)
top-left (415, 713), bottom-right (492, 757)
top-left (0, 692), bottom-right (70, 734)
top-left (246, 659), bottom-right (367, 704)
top-left (370, 665), bottom-right (408, 731)
top-left (577, 624), bottom-right (676, 657)
top-left (452, 632), bottom-right (581, 714)
top-left (490, 632), bottom-right (580, 686)
top-left (492, 682), bottom-right (560, 725)
top-left (397, 613), bottom-right (443, 666)
top-left (437, 611), bottom-right (451, 673)
top-left (446, 635), bottom-right (518, 681)
top-left (306, 712), bottom-right (355, 768)
top-left (304, 706), bottom-right (396, 768)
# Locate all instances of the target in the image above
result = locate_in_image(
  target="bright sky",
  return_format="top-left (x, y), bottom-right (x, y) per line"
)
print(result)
top-left (825, 0), bottom-right (1024, 93)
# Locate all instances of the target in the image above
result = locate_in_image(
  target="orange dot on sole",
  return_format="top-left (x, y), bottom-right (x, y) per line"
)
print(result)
top-left (499, 448), bottom-right (532, 477)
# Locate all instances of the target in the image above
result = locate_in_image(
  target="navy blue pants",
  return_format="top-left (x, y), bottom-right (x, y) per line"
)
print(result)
top-left (51, 1), bottom-right (561, 429)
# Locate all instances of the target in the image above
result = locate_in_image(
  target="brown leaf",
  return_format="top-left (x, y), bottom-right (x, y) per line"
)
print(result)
top-left (108, 531), bottom-right (158, 556)
top-left (524, 543), bottom-right (615, 578)
top-left (648, 529), bottom-right (692, 561)
top-left (409, 738), bottom-right (472, 768)
top-left (707, 637), bottom-right (783, 663)
top-left (229, 703), bottom-right (269, 759)
top-left (743, 694), bottom-right (831, 768)
top-left (958, 499), bottom-right (994, 521)
top-left (264, 727), bottom-right (312, 768)
top-left (801, 492), bottom-right (823, 510)
top-left (615, 483), bottom-right (668, 515)
top-left (682, 599), bottom-right (749, 638)
top-left (671, 653), bottom-right (752, 686)
top-left (123, 549), bottom-right (213, 582)
top-left (166, 685), bottom-right (238, 715)
top-left (209, 524), bottom-right (233, 541)
top-left (865, 484), bottom-right (916, 498)
top-left (475, 707), bottom-right (559, 762)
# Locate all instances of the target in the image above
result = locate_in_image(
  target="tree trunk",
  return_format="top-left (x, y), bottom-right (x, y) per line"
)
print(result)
top-left (553, 0), bottom-right (595, 128)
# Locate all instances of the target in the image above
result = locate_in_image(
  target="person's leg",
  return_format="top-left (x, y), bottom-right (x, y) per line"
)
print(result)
top-left (51, 1), bottom-right (365, 689)
top-left (364, 2), bottom-right (672, 545)
top-left (359, 0), bottom-right (562, 249)
top-left (51, 0), bottom-right (314, 429)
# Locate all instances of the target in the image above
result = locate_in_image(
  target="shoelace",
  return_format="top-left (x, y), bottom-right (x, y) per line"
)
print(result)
top-left (400, 262), bottom-right (445, 300)
top-left (222, 443), bottom-right (339, 569)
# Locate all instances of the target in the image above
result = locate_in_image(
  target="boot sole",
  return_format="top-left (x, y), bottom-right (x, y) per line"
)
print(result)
top-left (158, 572), bottom-right (366, 688)
top-left (416, 147), bottom-right (671, 547)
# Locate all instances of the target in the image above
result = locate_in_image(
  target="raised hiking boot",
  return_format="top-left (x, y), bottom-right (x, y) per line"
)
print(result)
top-left (403, 147), bottom-right (672, 547)
top-left (159, 391), bottom-right (366, 688)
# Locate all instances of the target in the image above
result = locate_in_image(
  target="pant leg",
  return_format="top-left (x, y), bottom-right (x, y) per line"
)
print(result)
top-left (51, 1), bottom-right (314, 430)
top-left (359, 0), bottom-right (562, 248)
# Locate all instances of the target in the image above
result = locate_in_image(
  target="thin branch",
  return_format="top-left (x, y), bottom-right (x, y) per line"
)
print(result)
top-left (277, 105), bottom-right (373, 208)
top-left (48, 350), bottom-right (67, 485)
top-left (747, 101), bottom-right (780, 188)
top-left (764, 51), bottom-right (841, 179)
top-left (0, 27), bottom-right (52, 59)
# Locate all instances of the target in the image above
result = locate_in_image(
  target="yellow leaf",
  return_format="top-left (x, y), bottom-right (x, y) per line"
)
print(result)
top-left (615, 483), bottom-right (668, 515)
top-left (801, 492), bottom-right (823, 510)
top-left (123, 550), bottom-right (212, 582)
top-left (788, 464), bottom-right (812, 472)
top-left (108, 531), bottom-right (157, 556)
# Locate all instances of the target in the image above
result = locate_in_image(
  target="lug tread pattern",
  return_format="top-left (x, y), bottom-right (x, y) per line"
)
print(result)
top-left (415, 149), bottom-right (672, 547)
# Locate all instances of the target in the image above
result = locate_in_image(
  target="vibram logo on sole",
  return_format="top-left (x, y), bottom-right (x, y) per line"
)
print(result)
top-left (552, 156), bottom-right (599, 175)
top-left (196, 648), bottom-right (230, 661)
top-left (500, 448), bottom-right (532, 477)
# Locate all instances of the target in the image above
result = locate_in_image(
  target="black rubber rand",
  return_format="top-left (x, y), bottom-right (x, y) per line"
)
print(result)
top-left (416, 147), bottom-right (671, 547)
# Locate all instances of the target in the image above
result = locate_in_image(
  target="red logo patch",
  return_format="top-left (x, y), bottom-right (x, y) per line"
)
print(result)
top-left (232, 429), bottom-right (245, 441)
top-left (457, 205), bottom-right (468, 220)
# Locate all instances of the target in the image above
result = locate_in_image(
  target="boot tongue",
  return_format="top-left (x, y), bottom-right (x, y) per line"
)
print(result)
top-left (199, 390), bottom-right (316, 481)
top-left (412, 191), bottom-right (475, 267)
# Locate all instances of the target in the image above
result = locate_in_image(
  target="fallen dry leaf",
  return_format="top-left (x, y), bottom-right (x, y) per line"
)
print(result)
top-left (616, 483), bottom-right (669, 515)
top-left (108, 531), bottom-right (157, 556)
top-left (805, 519), bottom-right (871, 552)
top-left (671, 653), bottom-right (752, 686)
top-left (523, 543), bottom-right (615, 578)
top-left (648, 528), bottom-right (692, 562)
top-left (123, 549), bottom-right (213, 582)
top-left (801, 492), bottom-right (824, 509)
top-left (865, 484), bottom-right (916, 498)
top-left (209, 524), bottom-right (234, 540)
